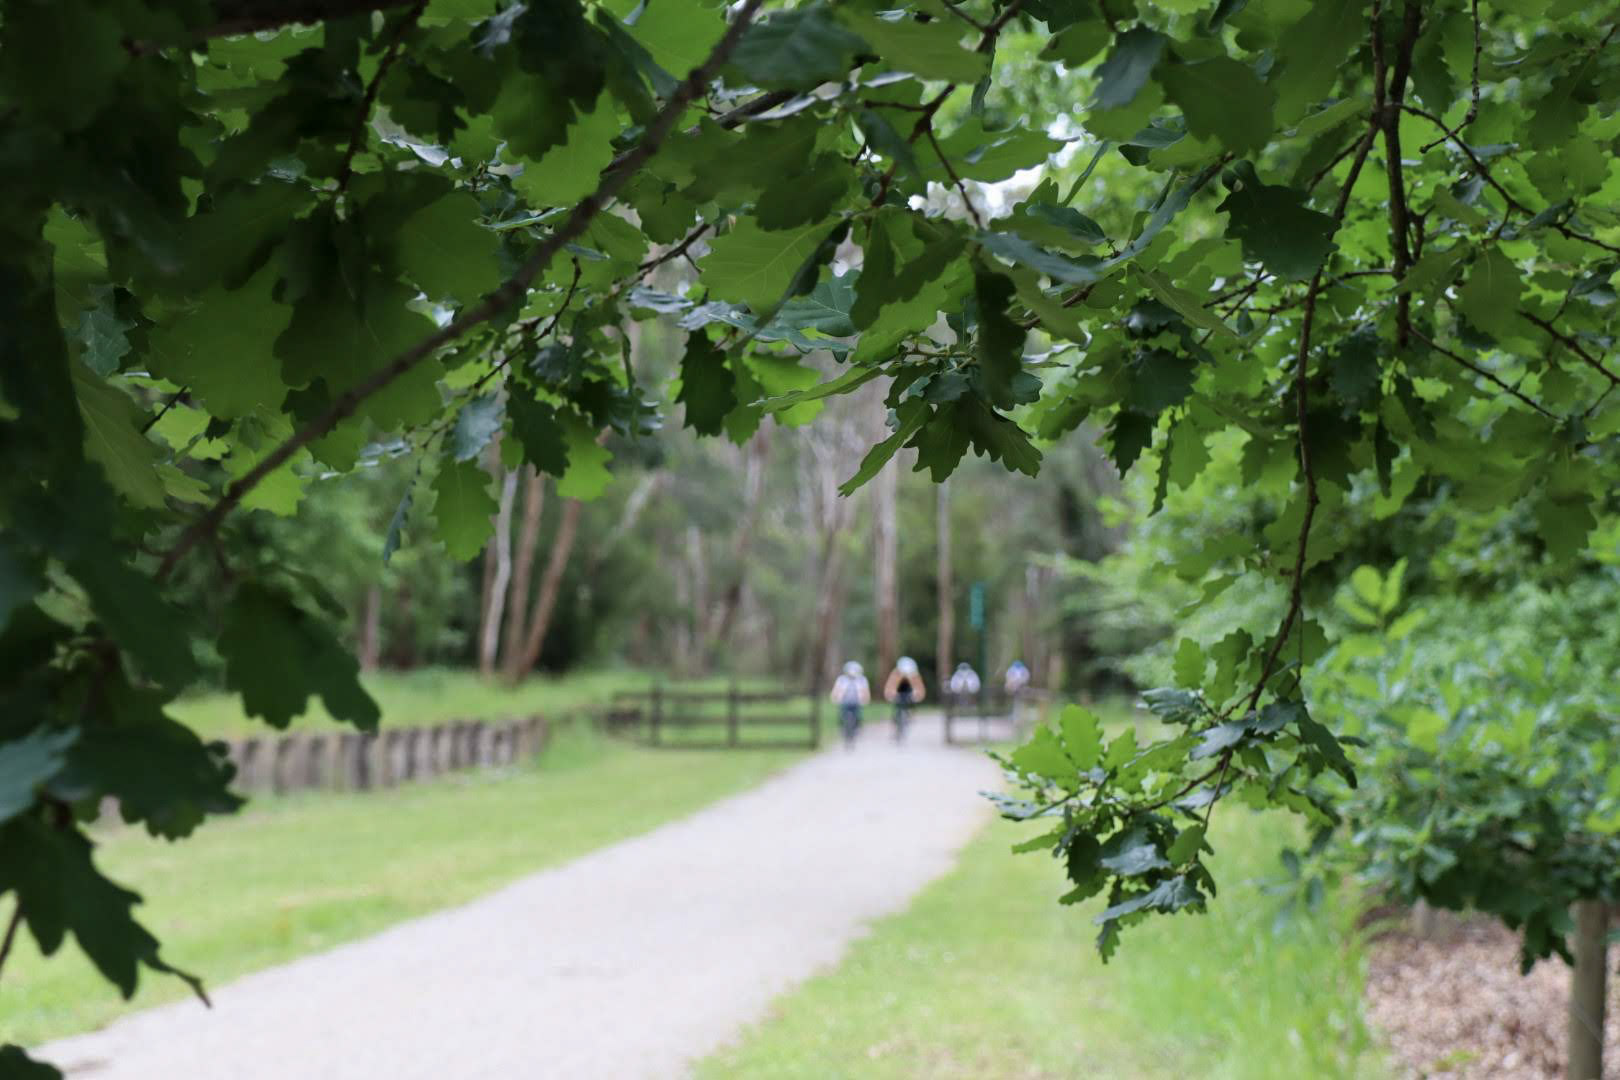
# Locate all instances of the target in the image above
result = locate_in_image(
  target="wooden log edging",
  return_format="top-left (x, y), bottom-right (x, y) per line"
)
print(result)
top-left (223, 714), bottom-right (551, 797)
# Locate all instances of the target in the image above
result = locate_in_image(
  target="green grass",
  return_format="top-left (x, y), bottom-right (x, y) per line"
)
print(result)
top-left (698, 721), bottom-right (1382, 1078)
top-left (169, 667), bottom-right (796, 740)
top-left (3, 721), bottom-right (802, 1045)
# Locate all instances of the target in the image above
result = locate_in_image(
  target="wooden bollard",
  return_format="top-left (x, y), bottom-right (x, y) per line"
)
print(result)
top-left (380, 731), bottom-right (403, 790)
top-left (303, 736), bottom-right (327, 790)
top-left (336, 733), bottom-right (360, 791)
top-left (401, 729), bottom-right (419, 781)
top-left (357, 732), bottom-right (377, 790)
top-left (232, 738), bottom-right (259, 792)
top-left (445, 722), bottom-right (462, 770)
top-left (272, 735), bottom-right (299, 794)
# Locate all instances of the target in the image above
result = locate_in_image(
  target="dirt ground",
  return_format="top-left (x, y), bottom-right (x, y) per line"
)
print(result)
top-left (1367, 913), bottom-right (1620, 1078)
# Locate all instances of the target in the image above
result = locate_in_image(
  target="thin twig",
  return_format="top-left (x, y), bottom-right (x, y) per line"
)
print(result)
top-left (158, 0), bottom-right (773, 581)
top-left (1522, 312), bottom-right (1620, 386)
top-left (636, 224), bottom-right (711, 278)
top-left (1421, 0), bottom-right (1481, 151)
top-left (334, 2), bottom-right (424, 197)
top-left (1409, 328), bottom-right (1556, 418)
top-left (0, 899), bottom-right (21, 984)
top-left (939, 0), bottom-right (988, 32)
top-left (140, 385), bottom-right (190, 435)
top-left (924, 125), bottom-right (985, 228)
top-left (1379, 0), bottom-right (1424, 347)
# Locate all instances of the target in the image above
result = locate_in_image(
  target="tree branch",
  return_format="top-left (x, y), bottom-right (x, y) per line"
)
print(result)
top-left (1521, 312), bottom-right (1620, 387)
top-left (200, 0), bottom-right (419, 37)
top-left (334, 2), bottom-right (424, 197)
top-left (1379, 0), bottom-right (1424, 347)
top-left (1409, 328), bottom-right (1556, 418)
top-left (157, 0), bottom-right (773, 581)
top-left (0, 899), bottom-right (21, 984)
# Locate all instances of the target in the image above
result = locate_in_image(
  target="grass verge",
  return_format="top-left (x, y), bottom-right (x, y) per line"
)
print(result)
top-left (699, 738), bottom-right (1380, 1078)
top-left (4, 721), bottom-right (801, 1045)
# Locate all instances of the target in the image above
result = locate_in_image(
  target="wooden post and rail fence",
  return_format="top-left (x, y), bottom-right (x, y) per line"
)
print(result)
top-left (182, 681), bottom-right (1048, 805)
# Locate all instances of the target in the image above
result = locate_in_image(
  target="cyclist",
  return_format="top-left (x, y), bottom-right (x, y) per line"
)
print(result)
top-left (883, 656), bottom-right (927, 742)
top-left (829, 661), bottom-right (871, 748)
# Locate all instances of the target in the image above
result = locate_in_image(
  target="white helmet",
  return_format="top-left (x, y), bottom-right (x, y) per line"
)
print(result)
top-left (843, 661), bottom-right (863, 677)
top-left (897, 656), bottom-right (919, 675)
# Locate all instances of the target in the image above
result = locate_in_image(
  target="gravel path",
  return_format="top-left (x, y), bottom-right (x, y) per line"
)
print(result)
top-left (45, 716), bottom-right (1001, 1079)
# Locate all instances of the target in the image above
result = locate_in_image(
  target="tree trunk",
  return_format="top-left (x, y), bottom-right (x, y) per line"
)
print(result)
top-left (936, 479), bottom-right (953, 690)
top-left (1569, 900), bottom-right (1608, 1080)
top-left (702, 429), bottom-right (771, 659)
top-left (500, 468), bottom-right (546, 671)
top-left (357, 585), bottom-right (382, 671)
top-left (504, 496), bottom-right (583, 682)
top-left (872, 456), bottom-right (899, 677)
top-left (478, 467), bottom-right (519, 678)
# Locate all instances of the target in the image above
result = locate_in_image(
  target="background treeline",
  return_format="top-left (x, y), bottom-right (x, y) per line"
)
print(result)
top-left (178, 312), bottom-right (1135, 693)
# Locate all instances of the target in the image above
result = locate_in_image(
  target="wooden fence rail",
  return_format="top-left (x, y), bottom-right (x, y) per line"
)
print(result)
top-left (942, 688), bottom-right (1049, 745)
top-left (222, 714), bottom-right (549, 796)
top-left (605, 685), bottom-right (820, 749)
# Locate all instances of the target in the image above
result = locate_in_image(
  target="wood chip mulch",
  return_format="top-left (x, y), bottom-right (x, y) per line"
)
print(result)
top-left (1365, 913), bottom-right (1620, 1078)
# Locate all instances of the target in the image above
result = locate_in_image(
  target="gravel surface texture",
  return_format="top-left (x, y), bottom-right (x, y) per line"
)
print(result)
top-left (1367, 913), bottom-right (1620, 1078)
top-left (44, 717), bottom-right (999, 1079)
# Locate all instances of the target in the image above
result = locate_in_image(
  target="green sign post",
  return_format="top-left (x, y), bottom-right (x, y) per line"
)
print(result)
top-left (970, 581), bottom-right (988, 724)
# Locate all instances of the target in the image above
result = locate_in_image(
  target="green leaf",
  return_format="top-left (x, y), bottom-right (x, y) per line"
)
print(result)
top-left (698, 219), bottom-right (829, 312)
top-left (979, 232), bottom-right (1102, 285)
top-left (70, 366), bottom-right (164, 510)
top-left (1295, 709), bottom-right (1356, 786)
top-left (759, 364), bottom-right (881, 413)
top-left (1103, 727), bottom-right (1138, 770)
top-left (54, 698), bottom-right (240, 839)
top-left (1272, 0), bottom-right (1368, 122)
top-left (730, 7), bottom-right (866, 88)
top-left (1190, 722), bottom-right (1247, 760)
top-left (1097, 875), bottom-right (1202, 923)
top-left (0, 728), bottom-right (76, 826)
top-left (1059, 705), bottom-right (1103, 769)
top-left (840, 404), bottom-right (929, 496)
top-left (1092, 27), bottom-right (1165, 110)
top-left (0, 1044), bottom-right (62, 1079)
top-left (0, 817), bottom-right (203, 1000)
top-left (621, 0), bottom-right (726, 76)
top-left (1166, 825), bottom-right (1205, 866)
top-left (275, 239), bottom-right (440, 430)
top-left (145, 263), bottom-right (292, 420)
top-left (509, 391), bottom-right (571, 476)
top-left (1009, 725), bottom-right (1073, 780)
top-left (676, 331), bottom-right (737, 436)
top-left (506, 91), bottom-right (621, 207)
top-left (557, 417), bottom-right (613, 499)
top-left (382, 476), bottom-right (415, 566)
top-left (1135, 268), bottom-right (1234, 338)
top-left (1100, 825), bottom-right (1170, 876)
top-left (772, 269), bottom-right (858, 337)
top-left (1457, 248), bottom-right (1524, 339)
top-left (450, 394), bottom-right (504, 462)
top-left (1217, 162), bottom-right (1339, 281)
top-left (219, 584), bottom-right (381, 731)
top-left (1173, 638), bottom-right (1206, 689)
top-left (1105, 410), bottom-right (1154, 476)
top-left (396, 194), bottom-right (502, 304)
top-left (1157, 57), bottom-right (1275, 156)
top-left (71, 291), bottom-right (133, 376)
top-left (432, 459), bottom-right (498, 560)
top-left (973, 269), bottom-right (1028, 411)
top-left (840, 10), bottom-right (989, 83)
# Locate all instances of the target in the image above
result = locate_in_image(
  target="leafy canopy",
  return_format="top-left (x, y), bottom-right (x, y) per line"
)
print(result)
top-left (2, 0), bottom-right (1619, 1069)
